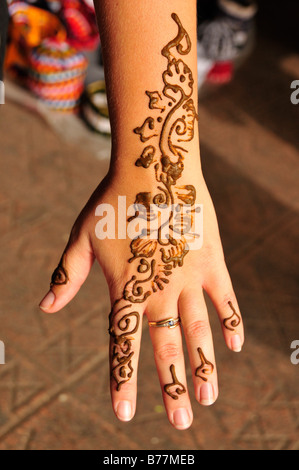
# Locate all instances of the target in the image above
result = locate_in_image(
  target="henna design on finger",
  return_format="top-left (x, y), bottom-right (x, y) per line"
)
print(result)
top-left (50, 254), bottom-right (69, 287)
top-left (164, 364), bottom-right (186, 400)
top-left (195, 348), bottom-right (214, 382)
top-left (223, 301), bottom-right (241, 332)
top-left (109, 304), bottom-right (140, 391)
top-left (110, 13), bottom-right (199, 391)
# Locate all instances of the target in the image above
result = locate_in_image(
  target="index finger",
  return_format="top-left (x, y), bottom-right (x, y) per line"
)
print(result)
top-left (109, 299), bottom-right (144, 422)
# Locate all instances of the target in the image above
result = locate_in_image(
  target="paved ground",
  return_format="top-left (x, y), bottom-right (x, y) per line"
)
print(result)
top-left (0, 1), bottom-right (298, 450)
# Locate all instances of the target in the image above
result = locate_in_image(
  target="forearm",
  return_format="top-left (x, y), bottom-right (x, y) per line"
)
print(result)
top-left (93, 0), bottom-right (201, 181)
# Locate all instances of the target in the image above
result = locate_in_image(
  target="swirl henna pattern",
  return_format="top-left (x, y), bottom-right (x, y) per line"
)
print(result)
top-left (109, 13), bottom-right (199, 391)
top-left (223, 301), bottom-right (241, 332)
top-left (50, 254), bottom-right (69, 287)
top-left (164, 364), bottom-right (186, 400)
top-left (195, 348), bottom-right (214, 382)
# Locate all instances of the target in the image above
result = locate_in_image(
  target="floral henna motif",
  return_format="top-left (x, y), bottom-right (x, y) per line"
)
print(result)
top-left (164, 364), bottom-right (186, 400)
top-left (195, 348), bottom-right (214, 382)
top-left (109, 13), bottom-right (199, 391)
top-left (223, 301), bottom-right (241, 332)
top-left (50, 254), bottom-right (69, 287)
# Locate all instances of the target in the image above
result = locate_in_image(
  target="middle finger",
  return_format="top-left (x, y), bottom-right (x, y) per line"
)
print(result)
top-left (146, 295), bottom-right (193, 430)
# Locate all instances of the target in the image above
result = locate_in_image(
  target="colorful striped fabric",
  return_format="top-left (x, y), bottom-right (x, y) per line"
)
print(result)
top-left (6, 2), bottom-right (89, 112)
top-left (27, 38), bottom-right (88, 111)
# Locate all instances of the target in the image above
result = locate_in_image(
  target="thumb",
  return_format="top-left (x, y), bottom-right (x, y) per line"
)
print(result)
top-left (39, 231), bottom-right (94, 313)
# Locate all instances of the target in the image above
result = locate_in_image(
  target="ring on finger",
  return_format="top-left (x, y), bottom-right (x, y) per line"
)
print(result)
top-left (148, 317), bottom-right (181, 329)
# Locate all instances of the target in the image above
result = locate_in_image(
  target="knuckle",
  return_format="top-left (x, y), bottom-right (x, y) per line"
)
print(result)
top-left (201, 242), bottom-right (222, 265)
top-left (185, 319), bottom-right (210, 340)
top-left (155, 343), bottom-right (181, 362)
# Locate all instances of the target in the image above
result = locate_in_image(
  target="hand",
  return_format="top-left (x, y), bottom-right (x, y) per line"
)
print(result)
top-left (39, 7), bottom-right (244, 431)
top-left (39, 168), bottom-right (244, 431)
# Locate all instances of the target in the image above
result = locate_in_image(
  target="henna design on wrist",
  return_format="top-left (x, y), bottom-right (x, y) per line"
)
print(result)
top-left (110, 13), bottom-right (199, 391)
top-left (195, 348), bottom-right (214, 382)
top-left (50, 254), bottom-right (69, 287)
top-left (223, 301), bottom-right (241, 332)
top-left (164, 364), bottom-right (186, 400)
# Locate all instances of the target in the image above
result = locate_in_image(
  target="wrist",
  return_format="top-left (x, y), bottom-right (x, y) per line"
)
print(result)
top-left (109, 140), bottom-right (202, 180)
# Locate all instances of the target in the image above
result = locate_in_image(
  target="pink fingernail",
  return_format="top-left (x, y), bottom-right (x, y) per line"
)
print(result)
top-left (116, 401), bottom-right (132, 421)
top-left (39, 291), bottom-right (55, 310)
top-left (231, 334), bottom-right (242, 352)
top-left (199, 383), bottom-right (214, 406)
top-left (173, 408), bottom-right (191, 429)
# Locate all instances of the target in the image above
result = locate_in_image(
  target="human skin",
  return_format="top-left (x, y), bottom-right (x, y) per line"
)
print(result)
top-left (39, 0), bottom-right (244, 431)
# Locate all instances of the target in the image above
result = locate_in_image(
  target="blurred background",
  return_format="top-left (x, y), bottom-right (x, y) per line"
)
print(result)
top-left (0, 0), bottom-right (298, 450)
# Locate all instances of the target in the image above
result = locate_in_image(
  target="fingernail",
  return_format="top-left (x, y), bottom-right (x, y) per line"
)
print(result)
top-left (199, 382), bottom-right (214, 406)
top-left (116, 401), bottom-right (132, 421)
top-left (173, 408), bottom-right (191, 429)
top-left (231, 334), bottom-right (242, 352)
top-left (39, 290), bottom-right (55, 310)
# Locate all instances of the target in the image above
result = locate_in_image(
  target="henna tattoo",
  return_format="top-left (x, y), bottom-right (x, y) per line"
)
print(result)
top-left (50, 254), bottom-right (69, 287)
top-left (223, 301), bottom-right (241, 332)
top-left (146, 91), bottom-right (166, 113)
top-left (109, 304), bottom-right (140, 391)
top-left (123, 260), bottom-right (156, 303)
top-left (134, 117), bottom-right (158, 143)
top-left (195, 348), bottom-right (214, 382)
top-left (110, 13), bottom-right (199, 391)
top-left (161, 13), bottom-right (192, 62)
top-left (135, 145), bottom-right (156, 168)
top-left (164, 364), bottom-right (186, 400)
